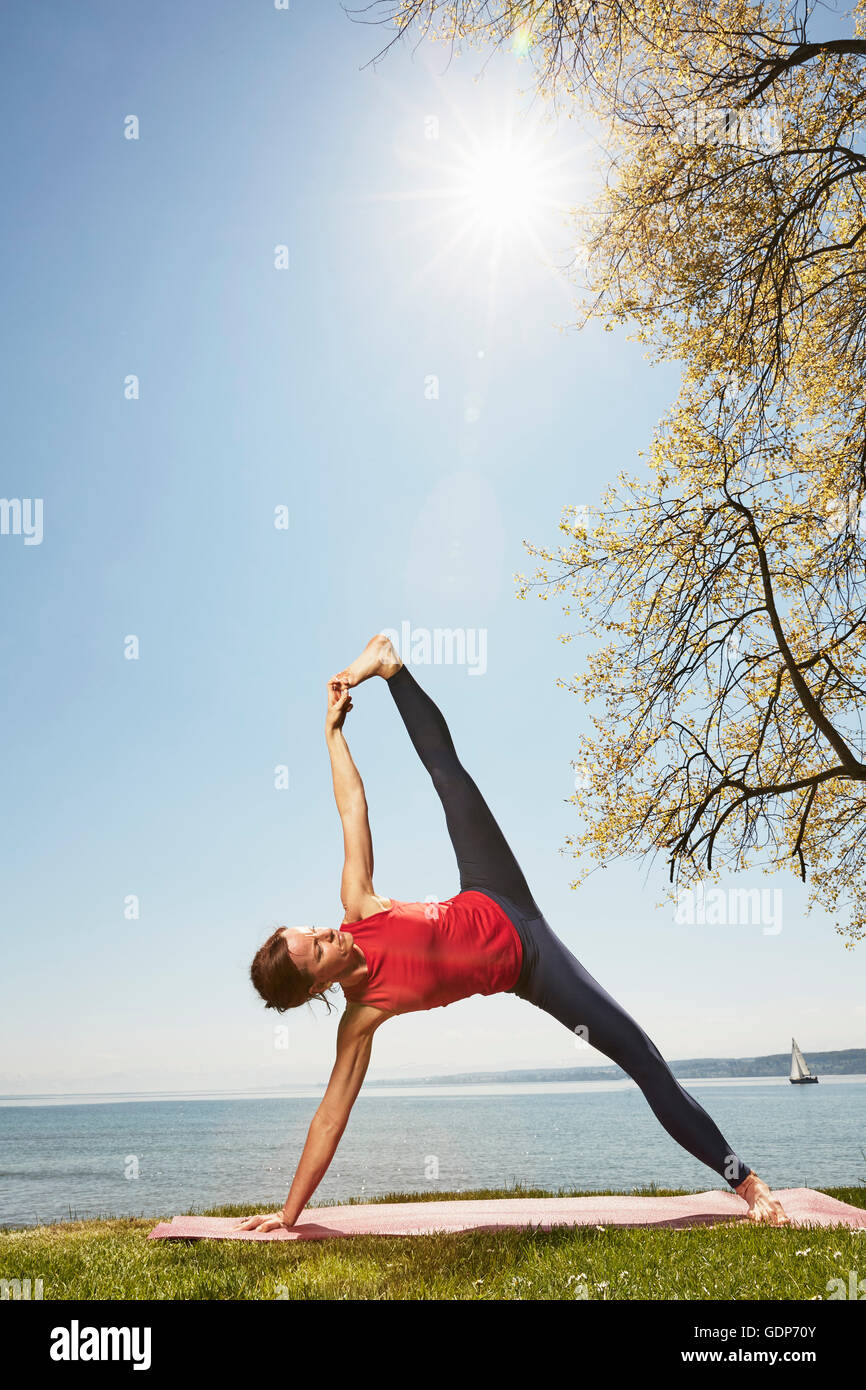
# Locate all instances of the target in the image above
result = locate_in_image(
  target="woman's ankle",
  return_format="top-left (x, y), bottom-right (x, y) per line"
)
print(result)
top-left (378, 636), bottom-right (403, 679)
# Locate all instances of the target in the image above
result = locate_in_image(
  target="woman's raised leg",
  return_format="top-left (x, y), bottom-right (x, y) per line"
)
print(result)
top-left (334, 637), bottom-right (539, 915)
top-left (388, 663), bottom-right (541, 914)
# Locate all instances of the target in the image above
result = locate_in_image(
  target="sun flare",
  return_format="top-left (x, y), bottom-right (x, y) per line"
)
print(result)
top-left (460, 141), bottom-right (546, 232)
top-left (363, 89), bottom-right (595, 313)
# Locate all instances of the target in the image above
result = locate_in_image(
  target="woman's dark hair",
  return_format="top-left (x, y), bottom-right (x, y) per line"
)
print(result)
top-left (250, 928), bottom-right (338, 1014)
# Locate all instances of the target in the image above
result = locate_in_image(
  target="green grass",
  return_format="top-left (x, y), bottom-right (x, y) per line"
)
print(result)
top-left (2, 1184), bottom-right (864, 1301)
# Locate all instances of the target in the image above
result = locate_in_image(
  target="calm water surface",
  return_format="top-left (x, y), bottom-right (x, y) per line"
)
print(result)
top-left (1, 1077), bottom-right (864, 1227)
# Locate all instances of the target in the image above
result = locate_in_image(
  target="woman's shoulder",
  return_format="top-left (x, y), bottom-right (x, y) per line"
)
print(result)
top-left (340, 999), bottom-right (396, 1031)
top-left (342, 893), bottom-right (393, 924)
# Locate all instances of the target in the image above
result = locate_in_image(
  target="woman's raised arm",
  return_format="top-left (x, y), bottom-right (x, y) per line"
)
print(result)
top-left (325, 680), bottom-right (385, 921)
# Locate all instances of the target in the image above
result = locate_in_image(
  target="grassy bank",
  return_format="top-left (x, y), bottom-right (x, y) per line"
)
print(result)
top-left (2, 1184), bottom-right (864, 1301)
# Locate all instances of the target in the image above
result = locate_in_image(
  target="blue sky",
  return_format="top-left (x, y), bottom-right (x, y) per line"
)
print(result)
top-left (1, 1), bottom-right (862, 1095)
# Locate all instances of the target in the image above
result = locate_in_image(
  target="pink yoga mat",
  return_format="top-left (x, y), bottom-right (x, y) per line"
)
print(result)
top-left (148, 1188), bottom-right (866, 1242)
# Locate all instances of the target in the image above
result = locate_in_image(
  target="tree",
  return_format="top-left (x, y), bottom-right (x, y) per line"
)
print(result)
top-left (361, 0), bottom-right (866, 944)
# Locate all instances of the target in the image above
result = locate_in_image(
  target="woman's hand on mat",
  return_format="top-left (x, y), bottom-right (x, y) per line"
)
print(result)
top-left (325, 680), bottom-right (353, 733)
top-left (234, 1212), bottom-right (296, 1233)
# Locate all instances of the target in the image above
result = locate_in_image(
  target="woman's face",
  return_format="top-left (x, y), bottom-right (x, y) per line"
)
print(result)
top-left (281, 926), bottom-right (355, 992)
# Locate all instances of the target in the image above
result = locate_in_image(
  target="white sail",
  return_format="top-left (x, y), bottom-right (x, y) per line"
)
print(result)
top-left (790, 1037), bottom-right (811, 1081)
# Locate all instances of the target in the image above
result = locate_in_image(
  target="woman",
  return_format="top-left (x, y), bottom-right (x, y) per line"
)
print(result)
top-left (239, 635), bottom-right (789, 1231)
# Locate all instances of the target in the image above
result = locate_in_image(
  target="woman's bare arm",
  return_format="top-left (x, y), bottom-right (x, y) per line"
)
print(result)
top-left (236, 1003), bottom-right (392, 1232)
top-left (278, 1018), bottom-right (374, 1226)
top-left (325, 681), bottom-right (388, 920)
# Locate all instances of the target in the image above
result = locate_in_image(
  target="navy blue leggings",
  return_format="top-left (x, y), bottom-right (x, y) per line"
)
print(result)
top-left (388, 664), bottom-right (752, 1191)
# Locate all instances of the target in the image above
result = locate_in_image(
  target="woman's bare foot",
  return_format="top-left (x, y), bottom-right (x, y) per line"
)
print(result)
top-left (734, 1172), bottom-right (790, 1226)
top-left (333, 634), bottom-right (403, 688)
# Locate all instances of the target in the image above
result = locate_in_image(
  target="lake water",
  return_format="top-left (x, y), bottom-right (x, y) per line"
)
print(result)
top-left (1, 1077), bottom-right (864, 1228)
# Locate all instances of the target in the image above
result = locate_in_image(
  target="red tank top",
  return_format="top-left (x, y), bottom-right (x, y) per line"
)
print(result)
top-left (340, 891), bottom-right (523, 1015)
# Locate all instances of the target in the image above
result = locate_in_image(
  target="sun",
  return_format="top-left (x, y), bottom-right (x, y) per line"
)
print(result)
top-left (459, 140), bottom-right (547, 232)
top-left (361, 86), bottom-right (595, 312)
top-left (443, 119), bottom-right (582, 257)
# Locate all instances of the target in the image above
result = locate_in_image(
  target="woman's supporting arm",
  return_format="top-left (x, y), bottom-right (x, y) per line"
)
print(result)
top-left (277, 1112), bottom-right (346, 1227)
top-left (279, 1022), bottom-right (374, 1224)
top-left (235, 1005), bottom-right (386, 1232)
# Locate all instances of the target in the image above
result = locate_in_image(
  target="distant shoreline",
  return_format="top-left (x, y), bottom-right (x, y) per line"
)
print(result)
top-left (1, 1050), bottom-right (864, 1106)
top-left (360, 1048), bottom-right (866, 1087)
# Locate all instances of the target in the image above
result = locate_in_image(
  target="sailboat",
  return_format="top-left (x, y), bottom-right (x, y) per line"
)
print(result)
top-left (789, 1037), bottom-right (819, 1085)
